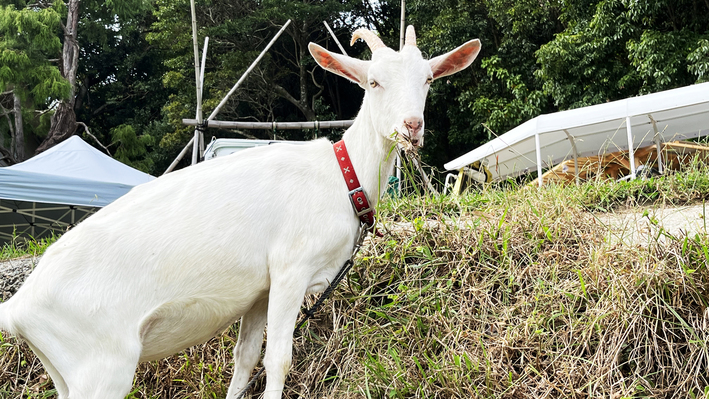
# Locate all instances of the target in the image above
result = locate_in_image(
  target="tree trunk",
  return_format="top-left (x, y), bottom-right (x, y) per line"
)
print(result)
top-left (37, 0), bottom-right (80, 154)
top-left (1, 92), bottom-right (17, 164)
top-left (13, 92), bottom-right (24, 161)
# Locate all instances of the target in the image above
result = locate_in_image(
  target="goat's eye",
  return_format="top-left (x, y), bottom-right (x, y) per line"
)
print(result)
top-left (369, 80), bottom-right (379, 88)
top-left (426, 77), bottom-right (433, 85)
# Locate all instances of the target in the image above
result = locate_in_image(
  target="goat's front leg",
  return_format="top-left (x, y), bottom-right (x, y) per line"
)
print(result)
top-left (226, 297), bottom-right (269, 399)
top-left (262, 275), bottom-right (309, 399)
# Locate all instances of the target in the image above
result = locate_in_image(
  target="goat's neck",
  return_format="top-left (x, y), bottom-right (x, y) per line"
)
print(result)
top-left (341, 111), bottom-right (397, 209)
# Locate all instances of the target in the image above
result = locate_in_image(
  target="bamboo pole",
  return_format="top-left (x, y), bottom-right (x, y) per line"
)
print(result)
top-left (163, 137), bottom-right (195, 175)
top-left (323, 21), bottom-right (347, 55)
top-left (189, 0), bottom-right (202, 165)
top-left (183, 119), bottom-right (354, 130)
top-left (399, 0), bottom-right (406, 50)
top-left (207, 20), bottom-right (292, 122)
top-left (198, 36), bottom-right (209, 156)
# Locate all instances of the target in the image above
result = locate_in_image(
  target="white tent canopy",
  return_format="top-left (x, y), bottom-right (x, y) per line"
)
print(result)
top-left (445, 82), bottom-right (709, 183)
top-left (0, 136), bottom-right (155, 243)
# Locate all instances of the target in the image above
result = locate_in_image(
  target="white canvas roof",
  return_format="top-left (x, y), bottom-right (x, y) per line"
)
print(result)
top-left (0, 136), bottom-right (154, 243)
top-left (445, 82), bottom-right (709, 181)
top-left (0, 136), bottom-right (154, 207)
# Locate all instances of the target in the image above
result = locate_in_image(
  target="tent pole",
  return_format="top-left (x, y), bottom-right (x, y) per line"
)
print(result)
top-left (207, 20), bottom-right (292, 122)
top-left (625, 116), bottom-right (636, 178)
top-left (535, 133), bottom-right (543, 187)
top-left (648, 114), bottom-right (664, 174)
top-left (563, 129), bottom-right (579, 187)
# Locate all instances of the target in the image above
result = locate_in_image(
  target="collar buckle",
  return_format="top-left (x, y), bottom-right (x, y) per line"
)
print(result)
top-left (348, 187), bottom-right (373, 217)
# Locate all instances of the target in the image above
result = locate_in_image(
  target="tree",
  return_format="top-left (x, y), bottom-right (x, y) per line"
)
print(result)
top-left (148, 0), bottom-right (366, 154)
top-left (400, 0), bottom-right (562, 168)
top-left (72, 2), bottom-right (173, 174)
top-left (536, 0), bottom-right (709, 110)
top-left (0, 1), bottom-right (70, 163)
top-left (36, 0), bottom-right (151, 154)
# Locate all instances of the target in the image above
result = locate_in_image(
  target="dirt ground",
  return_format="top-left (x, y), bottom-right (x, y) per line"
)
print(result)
top-left (599, 203), bottom-right (709, 245)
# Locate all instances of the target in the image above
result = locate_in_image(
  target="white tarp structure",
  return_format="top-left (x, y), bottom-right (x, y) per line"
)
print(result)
top-left (0, 136), bottom-right (155, 243)
top-left (445, 82), bottom-right (709, 185)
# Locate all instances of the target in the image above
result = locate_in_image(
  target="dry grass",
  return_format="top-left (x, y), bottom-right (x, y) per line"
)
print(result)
top-left (2, 173), bottom-right (709, 398)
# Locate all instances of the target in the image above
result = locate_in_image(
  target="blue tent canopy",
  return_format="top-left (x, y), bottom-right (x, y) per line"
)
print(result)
top-left (0, 136), bottom-right (154, 243)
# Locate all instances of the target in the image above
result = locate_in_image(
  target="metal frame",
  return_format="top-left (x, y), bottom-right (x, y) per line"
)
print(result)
top-left (0, 199), bottom-right (97, 244)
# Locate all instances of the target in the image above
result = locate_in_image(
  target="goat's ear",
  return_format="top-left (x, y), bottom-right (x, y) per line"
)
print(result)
top-left (429, 39), bottom-right (481, 80)
top-left (309, 42), bottom-right (368, 85)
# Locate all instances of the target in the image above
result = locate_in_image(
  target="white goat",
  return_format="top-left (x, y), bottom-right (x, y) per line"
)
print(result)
top-left (0, 26), bottom-right (480, 399)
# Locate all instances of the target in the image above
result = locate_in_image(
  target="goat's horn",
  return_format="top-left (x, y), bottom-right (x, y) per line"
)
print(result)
top-left (404, 25), bottom-right (417, 47)
top-left (350, 28), bottom-right (386, 52)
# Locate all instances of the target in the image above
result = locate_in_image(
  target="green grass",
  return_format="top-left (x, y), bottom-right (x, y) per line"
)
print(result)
top-left (0, 234), bottom-right (59, 261)
top-left (2, 165), bottom-right (709, 398)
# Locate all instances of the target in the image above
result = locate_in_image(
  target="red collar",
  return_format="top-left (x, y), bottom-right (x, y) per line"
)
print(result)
top-left (333, 140), bottom-right (375, 229)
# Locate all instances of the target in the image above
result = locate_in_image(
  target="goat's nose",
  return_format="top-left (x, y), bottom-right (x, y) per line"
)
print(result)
top-left (404, 117), bottom-right (423, 135)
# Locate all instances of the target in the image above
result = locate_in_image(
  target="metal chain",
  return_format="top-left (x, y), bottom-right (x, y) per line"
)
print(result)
top-left (234, 222), bottom-right (370, 399)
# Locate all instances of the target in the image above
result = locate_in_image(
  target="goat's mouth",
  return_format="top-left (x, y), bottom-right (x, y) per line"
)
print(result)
top-left (392, 130), bottom-right (422, 152)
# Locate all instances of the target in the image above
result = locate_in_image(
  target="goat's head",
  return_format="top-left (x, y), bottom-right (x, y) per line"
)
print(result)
top-left (309, 26), bottom-right (481, 149)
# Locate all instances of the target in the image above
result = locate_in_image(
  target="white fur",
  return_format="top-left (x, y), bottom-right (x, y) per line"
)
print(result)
top-left (0, 29), bottom-right (480, 399)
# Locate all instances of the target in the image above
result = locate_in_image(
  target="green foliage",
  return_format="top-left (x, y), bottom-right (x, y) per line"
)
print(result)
top-left (6, 0), bottom-right (709, 176)
top-left (536, 0), bottom-right (709, 109)
top-left (147, 0), bottom-right (363, 161)
top-left (405, 0), bottom-right (560, 167)
top-left (110, 124), bottom-right (155, 172)
top-left (0, 2), bottom-right (69, 103)
top-left (0, 1), bottom-right (70, 144)
top-left (688, 39), bottom-right (709, 82)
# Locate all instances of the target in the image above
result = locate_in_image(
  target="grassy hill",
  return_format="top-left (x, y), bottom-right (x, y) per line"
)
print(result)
top-left (2, 165), bottom-right (709, 398)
